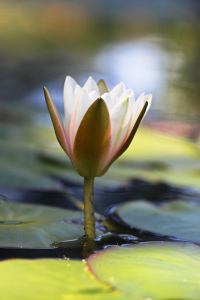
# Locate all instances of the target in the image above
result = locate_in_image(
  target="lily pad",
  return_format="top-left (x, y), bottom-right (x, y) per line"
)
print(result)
top-left (1, 102), bottom-right (200, 191)
top-left (87, 242), bottom-right (200, 299)
top-left (0, 259), bottom-right (124, 300)
top-left (0, 201), bottom-right (87, 248)
top-left (124, 127), bottom-right (199, 160)
top-left (104, 128), bottom-right (200, 189)
top-left (1, 243), bottom-right (200, 299)
top-left (113, 200), bottom-right (200, 243)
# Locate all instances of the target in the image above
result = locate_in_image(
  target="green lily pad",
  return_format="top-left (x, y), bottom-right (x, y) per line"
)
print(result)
top-left (2, 102), bottom-right (200, 190)
top-left (0, 138), bottom-right (74, 190)
top-left (105, 127), bottom-right (200, 189)
top-left (114, 200), bottom-right (200, 243)
top-left (0, 201), bottom-right (87, 248)
top-left (1, 102), bottom-right (200, 190)
top-left (0, 259), bottom-right (124, 300)
top-left (1, 243), bottom-right (200, 300)
top-left (87, 242), bottom-right (200, 299)
top-left (124, 127), bottom-right (199, 160)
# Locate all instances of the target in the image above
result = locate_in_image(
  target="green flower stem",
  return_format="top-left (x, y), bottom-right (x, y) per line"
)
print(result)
top-left (84, 177), bottom-right (96, 241)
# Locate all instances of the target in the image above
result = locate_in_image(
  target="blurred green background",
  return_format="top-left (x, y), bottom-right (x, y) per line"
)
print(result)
top-left (0, 0), bottom-right (200, 191)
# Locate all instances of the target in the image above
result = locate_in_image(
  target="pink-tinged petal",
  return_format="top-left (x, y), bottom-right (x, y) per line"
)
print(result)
top-left (129, 94), bottom-right (152, 133)
top-left (99, 101), bottom-right (148, 176)
top-left (105, 90), bottom-right (134, 156)
top-left (72, 98), bottom-right (111, 178)
top-left (64, 83), bottom-right (82, 155)
top-left (84, 76), bottom-right (99, 95)
top-left (64, 76), bottom-right (78, 100)
top-left (107, 97), bottom-right (130, 159)
top-left (97, 79), bottom-right (109, 95)
top-left (64, 83), bottom-right (73, 140)
top-left (64, 78), bottom-right (81, 118)
top-left (69, 88), bottom-right (95, 149)
top-left (113, 101), bottom-right (148, 159)
top-left (63, 77), bottom-right (81, 150)
top-left (43, 87), bottom-right (70, 156)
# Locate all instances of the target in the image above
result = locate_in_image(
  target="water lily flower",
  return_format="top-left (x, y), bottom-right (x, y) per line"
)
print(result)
top-left (44, 76), bottom-right (151, 178)
top-left (44, 76), bottom-right (151, 244)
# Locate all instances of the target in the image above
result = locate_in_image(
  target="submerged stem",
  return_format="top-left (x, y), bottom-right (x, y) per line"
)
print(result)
top-left (84, 177), bottom-right (96, 241)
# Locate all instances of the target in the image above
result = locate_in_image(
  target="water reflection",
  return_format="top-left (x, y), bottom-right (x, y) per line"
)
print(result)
top-left (95, 37), bottom-right (185, 119)
top-left (95, 37), bottom-right (170, 96)
top-left (30, 34), bottom-right (200, 123)
top-left (29, 36), bottom-right (179, 116)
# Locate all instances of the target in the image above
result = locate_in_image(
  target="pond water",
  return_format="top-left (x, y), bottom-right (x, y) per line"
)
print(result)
top-left (26, 32), bottom-right (200, 125)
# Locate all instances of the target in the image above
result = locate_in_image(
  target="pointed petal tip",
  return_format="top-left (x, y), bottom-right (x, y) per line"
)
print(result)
top-left (43, 86), bottom-right (51, 105)
top-left (97, 79), bottom-right (109, 95)
top-left (98, 79), bottom-right (105, 84)
top-left (64, 75), bottom-right (77, 85)
top-left (43, 86), bottom-right (70, 156)
top-left (65, 75), bottom-right (74, 80)
top-left (146, 94), bottom-right (152, 101)
top-left (43, 86), bottom-right (48, 94)
top-left (145, 94), bottom-right (152, 110)
top-left (96, 97), bottom-right (109, 107)
top-left (85, 75), bottom-right (95, 84)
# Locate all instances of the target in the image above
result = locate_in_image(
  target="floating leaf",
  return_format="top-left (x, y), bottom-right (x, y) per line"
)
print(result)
top-left (113, 200), bottom-right (200, 243)
top-left (88, 242), bottom-right (200, 299)
top-left (123, 127), bottom-right (199, 160)
top-left (103, 127), bottom-right (200, 189)
top-left (0, 259), bottom-right (124, 300)
top-left (2, 103), bottom-right (200, 191)
top-left (0, 201), bottom-right (87, 248)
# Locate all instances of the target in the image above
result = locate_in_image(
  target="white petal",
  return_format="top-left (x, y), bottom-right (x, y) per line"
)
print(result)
top-left (64, 83), bottom-right (73, 141)
top-left (144, 94), bottom-right (152, 113)
top-left (69, 88), bottom-right (94, 149)
top-left (84, 76), bottom-right (99, 95)
top-left (64, 76), bottom-right (78, 116)
top-left (74, 85), bottom-right (82, 100)
top-left (110, 88), bottom-right (134, 121)
top-left (104, 97), bottom-right (131, 165)
top-left (101, 92), bottom-right (114, 112)
top-left (135, 93), bottom-right (152, 120)
top-left (110, 82), bottom-right (126, 102)
top-left (127, 90), bottom-right (135, 112)
top-left (64, 76), bottom-right (81, 146)
top-left (125, 89), bottom-right (134, 99)
top-left (130, 93), bottom-right (145, 127)
top-left (64, 76), bottom-right (79, 99)
top-left (128, 93), bottom-right (152, 137)
top-left (88, 90), bottom-right (99, 102)
top-left (118, 89), bottom-right (134, 107)
top-left (136, 92), bottom-right (145, 108)
top-left (63, 76), bottom-right (80, 131)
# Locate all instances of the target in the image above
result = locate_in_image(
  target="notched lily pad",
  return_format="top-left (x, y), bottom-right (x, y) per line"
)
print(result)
top-left (87, 242), bottom-right (200, 299)
top-left (0, 201), bottom-right (87, 248)
top-left (113, 200), bottom-right (200, 243)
